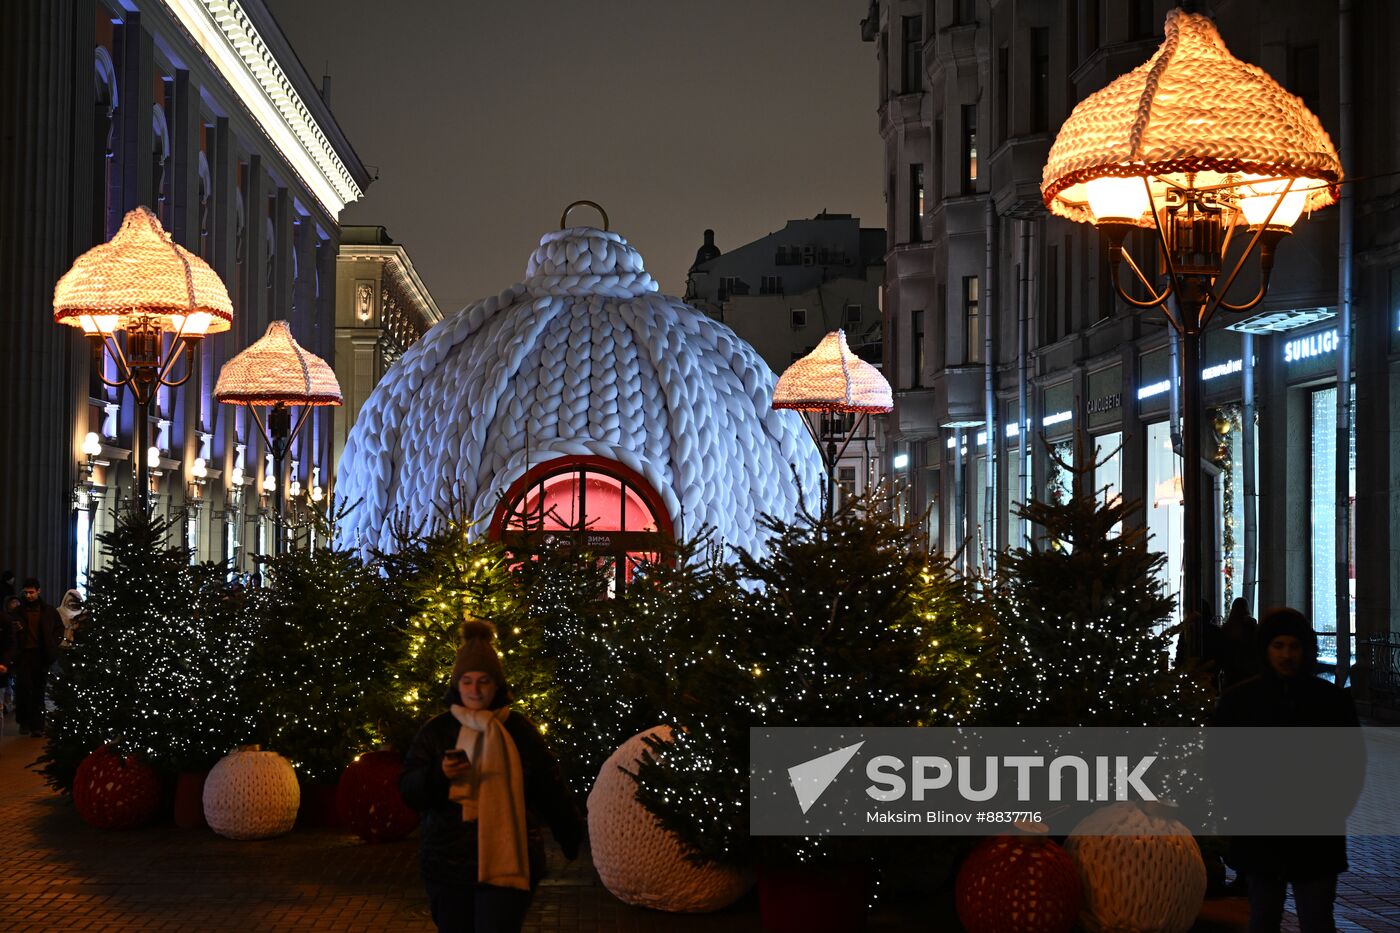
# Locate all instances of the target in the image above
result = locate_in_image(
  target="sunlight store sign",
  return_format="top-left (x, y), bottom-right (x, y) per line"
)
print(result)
top-left (1284, 327), bottom-right (1340, 364)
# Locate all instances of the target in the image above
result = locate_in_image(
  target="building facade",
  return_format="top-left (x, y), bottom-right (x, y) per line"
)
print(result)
top-left (864, 0), bottom-right (1400, 683)
top-left (333, 226), bottom-right (442, 472)
top-left (685, 214), bottom-right (888, 505)
top-left (1, 0), bottom-right (370, 592)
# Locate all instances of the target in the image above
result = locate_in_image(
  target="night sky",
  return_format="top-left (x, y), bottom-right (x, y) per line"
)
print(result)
top-left (267, 0), bottom-right (884, 312)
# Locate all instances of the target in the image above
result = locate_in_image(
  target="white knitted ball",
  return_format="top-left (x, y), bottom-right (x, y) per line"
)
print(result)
top-left (203, 747), bottom-right (301, 840)
top-left (335, 225), bottom-right (821, 558)
top-left (1064, 803), bottom-right (1206, 933)
top-left (587, 726), bottom-right (750, 913)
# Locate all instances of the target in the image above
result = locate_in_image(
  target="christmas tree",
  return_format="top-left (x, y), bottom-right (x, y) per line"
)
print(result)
top-left (242, 542), bottom-right (407, 782)
top-left (984, 437), bottom-right (1214, 726)
top-left (374, 516), bottom-right (557, 754)
top-left (631, 493), bottom-right (993, 867)
top-left (40, 507), bottom-right (257, 790)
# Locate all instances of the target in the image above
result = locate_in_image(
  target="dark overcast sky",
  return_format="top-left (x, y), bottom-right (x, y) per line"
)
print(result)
top-left (266, 0), bottom-right (884, 313)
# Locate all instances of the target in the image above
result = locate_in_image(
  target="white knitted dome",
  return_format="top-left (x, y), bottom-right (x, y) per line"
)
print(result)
top-left (335, 224), bottom-right (821, 555)
top-left (587, 726), bottom-right (751, 913)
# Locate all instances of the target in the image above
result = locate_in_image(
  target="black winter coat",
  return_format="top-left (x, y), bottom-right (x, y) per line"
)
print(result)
top-left (1210, 671), bottom-right (1361, 879)
top-left (399, 710), bottom-right (583, 887)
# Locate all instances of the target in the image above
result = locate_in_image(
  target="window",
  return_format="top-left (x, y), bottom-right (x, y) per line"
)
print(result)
top-left (790, 308), bottom-right (807, 329)
top-left (912, 309), bottom-right (925, 387)
top-left (909, 163), bottom-right (925, 243)
top-left (719, 275), bottom-right (744, 299)
top-left (932, 118), bottom-right (944, 203)
top-left (1081, 0), bottom-right (1101, 62)
top-left (845, 305), bottom-right (863, 325)
top-left (957, 0), bottom-right (976, 25)
top-left (838, 466), bottom-right (858, 505)
top-left (964, 276), bottom-right (981, 363)
top-left (1030, 27), bottom-right (1050, 133)
top-left (1146, 420), bottom-right (1183, 634)
top-left (1289, 44), bottom-right (1320, 116)
top-left (1128, 0), bottom-right (1155, 39)
top-left (1063, 234), bottom-right (1074, 337)
top-left (493, 455), bottom-right (673, 592)
top-left (961, 104), bottom-right (978, 192)
top-left (880, 31), bottom-right (889, 101)
top-left (902, 15), bottom-right (923, 94)
top-left (996, 46), bottom-right (1009, 144)
top-left (1044, 243), bottom-right (1059, 344)
top-left (761, 274), bottom-right (783, 295)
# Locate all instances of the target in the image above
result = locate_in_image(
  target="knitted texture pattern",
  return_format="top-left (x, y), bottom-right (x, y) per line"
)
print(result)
top-left (72, 746), bottom-right (162, 831)
top-left (955, 834), bottom-right (1082, 933)
top-left (203, 748), bottom-right (302, 840)
top-left (215, 320), bottom-right (342, 406)
top-left (335, 225), bottom-right (821, 556)
top-left (53, 206), bottom-right (233, 330)
top-left (773, 330), bottom-right (892, 413)
top-left (586, 727), bottom-right (750, 913)
top-left (1041, 9), bottom-right (1341, 224)
top-left (1064, 803), bottom-right (1206, 933)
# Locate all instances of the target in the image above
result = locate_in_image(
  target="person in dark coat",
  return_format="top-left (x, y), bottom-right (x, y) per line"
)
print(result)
top-left (1211, 607), bottom-right (1361, 933)
top-left (1218, 597), bottom-right (1259, 690)
top-left (12, 578), bottom-right (64, 736)
top-left (399, 618), bottom-right (582, 933)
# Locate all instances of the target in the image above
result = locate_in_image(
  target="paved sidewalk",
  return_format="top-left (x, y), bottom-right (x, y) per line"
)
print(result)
top-left (3, 721), bottom-right (1397, 931)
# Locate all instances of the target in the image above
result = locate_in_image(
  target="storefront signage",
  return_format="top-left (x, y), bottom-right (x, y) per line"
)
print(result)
top-left (1086, 394), bottom-right (1121, 415)
top-left (1284, 328), bottom-right (1339, 363)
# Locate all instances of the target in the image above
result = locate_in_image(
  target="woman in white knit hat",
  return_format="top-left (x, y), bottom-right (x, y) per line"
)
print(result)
top-left (399, 618), bottom-right (582, 933)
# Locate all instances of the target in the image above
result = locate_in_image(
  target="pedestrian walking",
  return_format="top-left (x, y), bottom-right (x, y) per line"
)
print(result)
top-left (1211, 607), bottom-right (1360, 933)
top-left (12, 578), bottom-right (64, 736)
top-left (57, 588), bottom-right (85, 649)
top-left (399, 618), bottom-right (582, 933)
top-left (1219, 597), bottom-right (1259, 690)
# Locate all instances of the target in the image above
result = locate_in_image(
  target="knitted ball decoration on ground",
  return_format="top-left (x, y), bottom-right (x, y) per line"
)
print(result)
top-left (72, 746), bottom-right (162, 830)
top-left (587, 727), bottom-right (750, 913)
top-left (202, 747), bottom-right (301, 840)
top-left (955, 834), bottom-right (1082, 933)
top-left (335, 220), bottom-right (821, 559)
top-left (1065, 803), bottom-right (1207, 933)
top-left (336, 750), bottom-right (418, 843)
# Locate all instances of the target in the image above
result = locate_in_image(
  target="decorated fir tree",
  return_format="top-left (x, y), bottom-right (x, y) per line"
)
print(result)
top-left (242, 544), bottom-right (407, 782)
top-left (40, 507), bottom-right (257, 790)
top-left (985, 438), bottom-right (1214, 726)
top-left (631, 493), bottom-right (993, 867)
top-left (374, 517), bottom-right (557, 753)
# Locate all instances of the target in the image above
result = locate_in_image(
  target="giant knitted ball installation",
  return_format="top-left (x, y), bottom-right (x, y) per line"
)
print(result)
top-left (1065, 803), bottom-right (1206, 933)
top-left (336, 223), bottom-right (821, 557)
top-left (587, 727), bottom-right (750, 913)
top-left (954, 834), bottom-right (1082, 933)
top-left (203, 747), bottom-right (301, 840)
top-left (73, 746), bottom-right (162, 830)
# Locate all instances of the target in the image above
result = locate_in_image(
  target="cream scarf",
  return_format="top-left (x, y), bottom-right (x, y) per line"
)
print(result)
top-left (448, 705), bottom-right (530, 891)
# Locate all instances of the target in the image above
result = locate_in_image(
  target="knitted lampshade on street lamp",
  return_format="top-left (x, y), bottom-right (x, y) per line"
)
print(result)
top-left (216, 320), bottom-right (341, 554)
top-left (774, 330), bottom-right (892, 517)
top-left (53, 205), bottom-right (234, 513)
top-left (1040, 7), bottom-right (1340, 652)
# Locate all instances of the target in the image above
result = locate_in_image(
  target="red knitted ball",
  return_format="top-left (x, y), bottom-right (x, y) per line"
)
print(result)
top-left (955, 835), bottom-right (1083, 933)
top-left (335, 750), bottom-right (419, 843)
top-left (72, 746), bottom-right (162, 831)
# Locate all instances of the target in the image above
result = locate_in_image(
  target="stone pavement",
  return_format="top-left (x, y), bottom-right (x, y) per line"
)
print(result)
top-left (2, 720), bottom-right (1397, 932)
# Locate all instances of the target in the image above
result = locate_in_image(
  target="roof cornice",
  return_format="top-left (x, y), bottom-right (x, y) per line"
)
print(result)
top-left (158, 0), bottom-right (366, 217)
top-left (338, 243), bottom-right (443, 325)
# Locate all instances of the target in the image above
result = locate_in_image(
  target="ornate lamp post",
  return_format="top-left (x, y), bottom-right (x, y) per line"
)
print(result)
top-left (53, 206), bottom-right (233, 515)
top-left (1041, 9), bottom-right (1341, 652)
top-left (774, 329), bottom-right (893, 518)
top-left (214, 320), bottom-right (341, 556)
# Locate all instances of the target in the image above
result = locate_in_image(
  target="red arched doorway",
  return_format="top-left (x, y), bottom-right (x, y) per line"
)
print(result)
top-left (489, 455), bottom-right (674, 591)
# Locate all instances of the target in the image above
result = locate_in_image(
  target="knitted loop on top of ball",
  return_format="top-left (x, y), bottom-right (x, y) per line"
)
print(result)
top-left (524, 227), bottom-right (657, 299)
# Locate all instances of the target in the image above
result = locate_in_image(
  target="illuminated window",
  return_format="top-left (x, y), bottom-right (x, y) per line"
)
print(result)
top-left (491, 455), bottom-right (673, 590)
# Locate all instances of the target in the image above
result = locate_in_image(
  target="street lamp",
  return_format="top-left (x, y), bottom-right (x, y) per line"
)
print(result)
top-left (53, 207), bottom-right (234, 515)
top-left (774, 329), bottom-right (893, 518)
top-left (214, 320), bottom-right (341, 555)
top-left (1041, 9), bottom-right (1341, 652)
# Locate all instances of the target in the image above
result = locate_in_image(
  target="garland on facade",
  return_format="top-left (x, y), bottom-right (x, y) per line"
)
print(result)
top-left (1211, 404), bottom-right (1242, 610)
